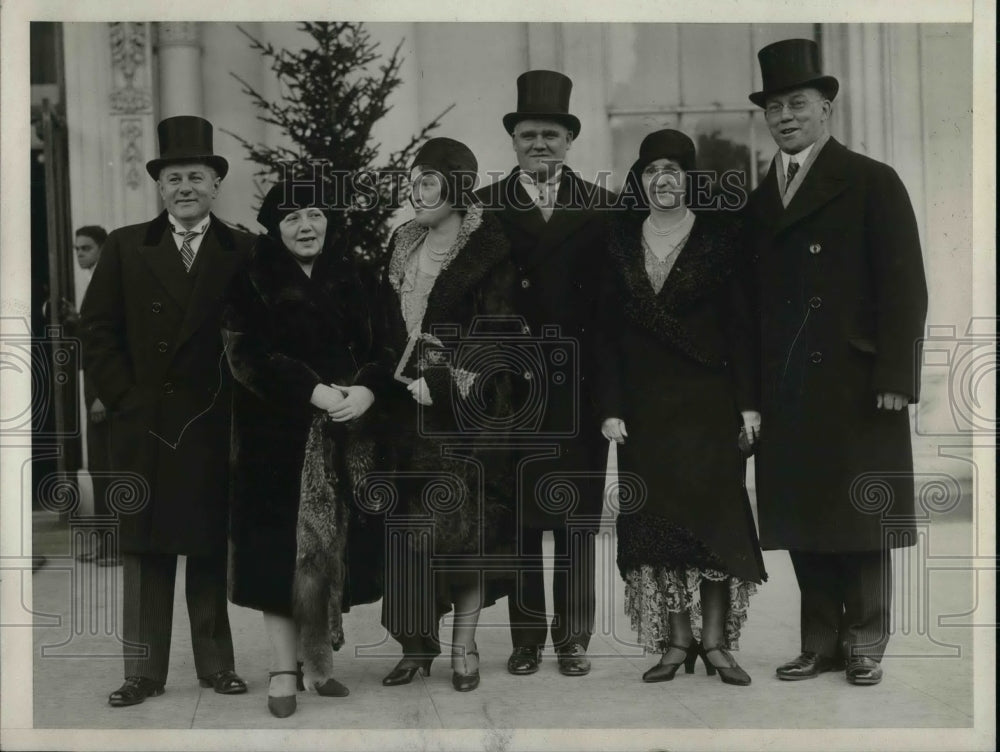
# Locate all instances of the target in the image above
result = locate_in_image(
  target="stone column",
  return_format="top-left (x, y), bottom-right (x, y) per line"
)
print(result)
top-left (155, 22), bottom-right (204, 118)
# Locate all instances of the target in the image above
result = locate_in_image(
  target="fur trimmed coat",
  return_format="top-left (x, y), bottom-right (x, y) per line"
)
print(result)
top-left (381, 205), bottom-right (520, 579)
top-left (222, 235), bottom-right (392, 688)
top-left (595, 210), bottom-right (766, 584)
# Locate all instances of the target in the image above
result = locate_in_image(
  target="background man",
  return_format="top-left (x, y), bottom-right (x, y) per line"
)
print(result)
top-left (745, 39), bottom-right (928, 687)
top-left (68, 225), bottom-right (120, 565)
top-left (81, 116), bottom-right (252, 706)
top-left (476, 70), bottom-right (616, 678)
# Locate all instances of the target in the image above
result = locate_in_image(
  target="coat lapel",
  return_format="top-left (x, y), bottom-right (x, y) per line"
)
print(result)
top-left (773, 138), bottom-right (850, 236)
top-left (139, 211), bottom-right (191, 309)
top-left (423, 210), bottom-right (509, 326)
top-left (751, 161), bottom-right (785, 233)
top-left (519, 170), bottom-right (597, 273)
top-left (495, 171), bottom-right (548, 240)
top-left (175, 215), bottom-right (242, 350)
top-left (608, 212), bottom-right (732, 367)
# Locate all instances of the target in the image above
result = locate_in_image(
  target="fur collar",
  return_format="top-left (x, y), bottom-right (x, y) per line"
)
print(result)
top-left (608, 210), bottom-right (740, 366)
top-left (387, 204), bottom-right (484, 293)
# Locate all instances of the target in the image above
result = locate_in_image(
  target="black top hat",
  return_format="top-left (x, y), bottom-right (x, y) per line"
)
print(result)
top-left (503, 70), bottom-right (581, 137)
top-left (749, 39), bottom-right (839, 108)
top-left (146, 115), bottom-right (229, 179)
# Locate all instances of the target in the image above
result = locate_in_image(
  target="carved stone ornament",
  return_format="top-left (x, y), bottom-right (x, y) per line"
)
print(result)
top-left (109, 22), bottom-right (152, 114)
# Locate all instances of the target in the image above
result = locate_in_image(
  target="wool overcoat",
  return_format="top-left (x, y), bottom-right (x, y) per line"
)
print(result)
top-left (595, 210), bottom-right (766, 584)
top-left (745, 137), bottom-right (928, 552)
top-left (80, 211), bottom-right (251, 556)
top-left (474, 169), bottom-right (616, 529)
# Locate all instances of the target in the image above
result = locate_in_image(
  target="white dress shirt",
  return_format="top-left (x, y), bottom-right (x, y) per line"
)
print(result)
top-left (167, 214), bottom-right (211, 259)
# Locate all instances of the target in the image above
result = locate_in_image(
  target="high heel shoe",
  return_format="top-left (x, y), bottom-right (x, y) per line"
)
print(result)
top-left (451, 644), bottom-right (480, 692)
top-left (382, 656), bottom-right (433, 686)
top-left (266, 670), bottom-right (299, 718)
top-left (700, 645), bottom-right (752, 686)
top-left (641, 642), bottom-right (701, 683)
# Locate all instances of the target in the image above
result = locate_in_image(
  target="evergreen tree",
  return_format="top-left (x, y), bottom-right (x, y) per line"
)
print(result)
top-left (228, 22), bottom-right (452, 270)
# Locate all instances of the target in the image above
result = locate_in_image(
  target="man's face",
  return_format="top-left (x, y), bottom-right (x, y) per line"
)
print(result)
top-left (73, 235), bottom-right (102, 270)
top-left (157, 163), bottom-right (220, 227)
top-left (512, 120), bottom-right (573, 180)
top-left (763, 87), bottom-right (831, 155)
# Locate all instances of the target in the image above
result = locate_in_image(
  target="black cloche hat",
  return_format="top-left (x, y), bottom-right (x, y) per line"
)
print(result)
top-left (503, 70), bottom-right (581, 137)
top-left (749, 38), bottom-right (839, 108)
top-left (146, 115), bottom-right (230, 180)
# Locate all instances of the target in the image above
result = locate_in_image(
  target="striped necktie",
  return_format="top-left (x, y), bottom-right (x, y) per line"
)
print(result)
top-left (179, 229), bottom-right (200, 272)
top-left (784, 160), bottom-right (800, 194)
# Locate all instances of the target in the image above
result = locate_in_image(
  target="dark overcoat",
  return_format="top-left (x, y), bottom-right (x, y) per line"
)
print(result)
top-left (80, 211), bottom-right (251, 556)
top-left (595, 210), bottom-right (766, 584)
top-left (475, 169), bottom-right (616, 529)
top-left (381, 206), bottom-right (520, 561)
top-left (221, 235), bottom-right (389, 618)
top-left (745, 137), bottom-right (928, 552)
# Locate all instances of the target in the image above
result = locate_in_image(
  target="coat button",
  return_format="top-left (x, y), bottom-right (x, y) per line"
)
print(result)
top-left (163, 382), bottom-right (174, 394)
top-left (523, 370), bottom-right (533, 380)
top-left (157, 341), bottom-right (168, 352)
top-left (809, 351), bottom-right (823, 364)
top-left (151, 302), bottom-right (162, 313)
top-left (521, 325), bottom-right (531, 335)
top-left (809, 243), bottom-right (822, 254)
top-left (521, 279), bottom-right (531, 289)
top-left (809, 296), bottom-right (822, 309)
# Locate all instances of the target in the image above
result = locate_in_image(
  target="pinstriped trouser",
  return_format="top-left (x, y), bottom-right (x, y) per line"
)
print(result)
top-left (122, 553), bottom-right (235, 683)
top-left (789, 550), bottom-right (892, 662)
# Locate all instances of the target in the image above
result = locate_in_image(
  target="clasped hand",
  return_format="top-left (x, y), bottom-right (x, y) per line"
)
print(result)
top-left (310, 383), bottom-right (374, 422)
top-left (407, 377), bottom-right (433, 406)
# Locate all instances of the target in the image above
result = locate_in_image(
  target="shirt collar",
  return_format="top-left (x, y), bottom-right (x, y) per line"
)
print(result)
top-left (517, 164), bottom-right (565, 187)
top-left (168, 213), bottom-right (211, 236)
top-left (780, 143), bottom-right (815, 173)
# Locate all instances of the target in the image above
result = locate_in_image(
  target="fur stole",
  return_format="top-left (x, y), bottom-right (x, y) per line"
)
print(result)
top-left (293, 412), bottom-right (378, 690)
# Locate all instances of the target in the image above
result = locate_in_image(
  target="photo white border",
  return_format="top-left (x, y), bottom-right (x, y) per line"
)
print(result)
top-left (1, 0), bottom-right (994, 750)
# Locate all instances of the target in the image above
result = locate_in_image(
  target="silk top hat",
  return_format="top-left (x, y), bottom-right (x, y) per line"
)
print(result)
top-left (749, 38), bottom-right (839, 108)
top-left (503, 70), bottom-right (581, 137)
top-left (146, 115), bottom-right (229, 179)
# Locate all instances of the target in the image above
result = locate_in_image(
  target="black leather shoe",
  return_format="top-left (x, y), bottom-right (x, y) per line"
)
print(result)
top-left (642, 642), bottom-right (700, 683)
top-left (267, 670), bottom-right (298, 718)
top-left (451, 645), bottom-right (480, 692)
top-left (383, 657), bottom-right (433, 686)
top-left (557, 643), bottom-right (591, 676)
top-left (108, 676), bottom-right (165, 707)
top-left (701, 645), bottom-right (751, 686)
top-left (846, 656), bottom-right (883, 685)
top-left (198, 668), bottom-right (248, 694)
top-left (507, 645), bottom-right (543, 675)
top-left (776, 651), bottom-right (843, 681)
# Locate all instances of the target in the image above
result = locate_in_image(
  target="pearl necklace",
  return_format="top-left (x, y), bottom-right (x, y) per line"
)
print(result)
top-left (422, 235), bottom-right (453, 261)
top-left (644, 209), bottom-right (692, 237)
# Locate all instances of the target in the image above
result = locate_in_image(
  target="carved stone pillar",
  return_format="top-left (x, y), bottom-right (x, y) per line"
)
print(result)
top-left (155, 22), bottom-right (204, 118)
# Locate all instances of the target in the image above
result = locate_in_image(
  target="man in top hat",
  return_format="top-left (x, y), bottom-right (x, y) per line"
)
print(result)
top-left (744, 39), bottom-right (928, 685)
top-left (475, 70), bottom-right (616, 678)
top-left (81, 115), bottom-right (253, 706)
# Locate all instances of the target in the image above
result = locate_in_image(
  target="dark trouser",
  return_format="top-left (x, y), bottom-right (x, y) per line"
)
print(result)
top-left (381, 534), bottom-right (449, 659)
top-left (122, 553), bottom-right (235, 683)
top-left (789, 550), bottom-right (892, 662)
top-left (508, 525), bottom-right (597, 653)
top-left (87, 416), bottom-right (111, 517)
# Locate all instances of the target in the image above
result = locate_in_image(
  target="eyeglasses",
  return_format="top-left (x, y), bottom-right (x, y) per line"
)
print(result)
top-left (764, 98), bottom-right (823, 118)
top-left (642, 166), bottom-right (683, 179)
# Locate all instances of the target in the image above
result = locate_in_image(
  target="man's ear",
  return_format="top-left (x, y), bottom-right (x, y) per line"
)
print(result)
top-left (565, 133), bottom-right (575, 150)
